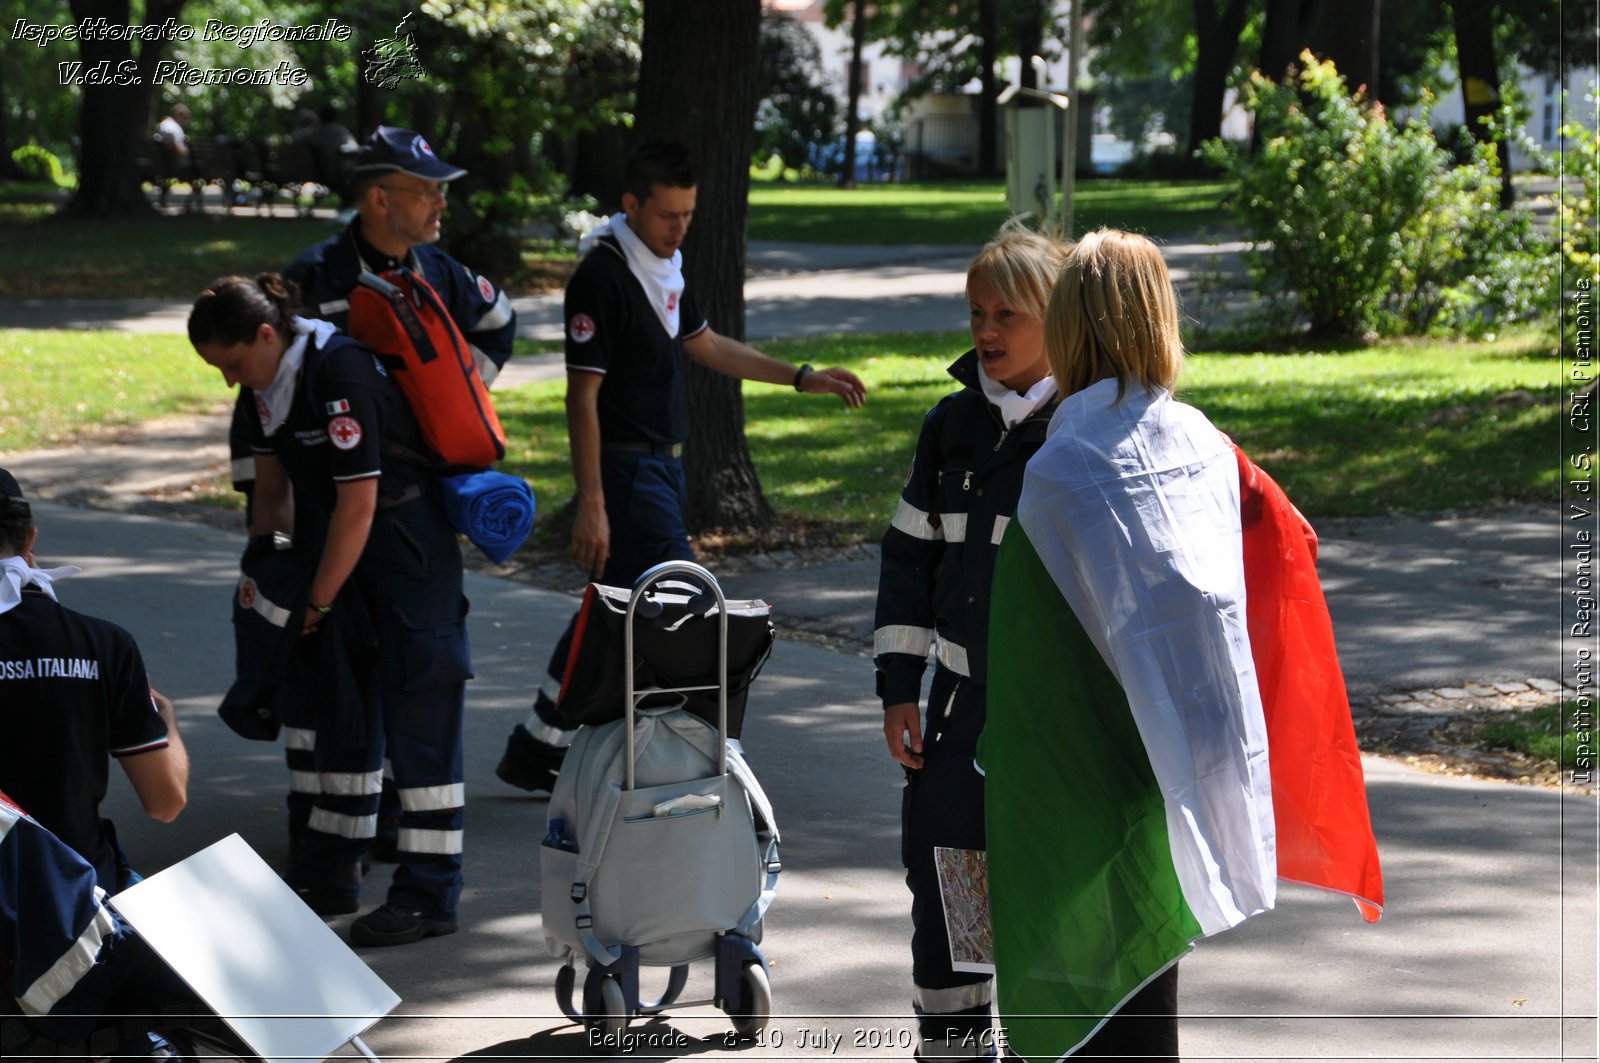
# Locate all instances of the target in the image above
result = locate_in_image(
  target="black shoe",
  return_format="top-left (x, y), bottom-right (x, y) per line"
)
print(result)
top-left (349, 902), bottom-right (458, 947)
top-left (495, 730), bottom-right (565, 795)
top-left (295, 887), bottom-right (359, 917)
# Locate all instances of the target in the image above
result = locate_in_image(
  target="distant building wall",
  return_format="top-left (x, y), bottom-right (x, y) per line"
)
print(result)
top-left (1404, 64), bottom-right (1597, 171)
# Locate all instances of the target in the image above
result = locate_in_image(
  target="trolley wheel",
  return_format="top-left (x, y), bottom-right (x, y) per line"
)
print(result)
top-left (585, 975), bottom-right (629, 1053)
top-left (554, 963), bottom-right (581, 1024)
top-left (728, 962), bottom-right (771, 1040)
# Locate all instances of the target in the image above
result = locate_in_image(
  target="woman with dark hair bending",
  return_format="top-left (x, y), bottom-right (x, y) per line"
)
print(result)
top-left (189, 273), bottom-right (470, 948)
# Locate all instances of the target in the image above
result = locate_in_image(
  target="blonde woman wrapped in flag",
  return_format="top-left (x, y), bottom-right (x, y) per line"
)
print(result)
top-left (981, 229), bottom-right (1383, 1060)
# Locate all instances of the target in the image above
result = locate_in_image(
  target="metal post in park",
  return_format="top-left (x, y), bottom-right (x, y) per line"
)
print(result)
top-left (1000, 57), bottom-right (1070, 232)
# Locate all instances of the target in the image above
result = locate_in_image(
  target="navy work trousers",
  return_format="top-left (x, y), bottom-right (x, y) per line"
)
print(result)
top-left (285, 496), bottom-right (470, 919)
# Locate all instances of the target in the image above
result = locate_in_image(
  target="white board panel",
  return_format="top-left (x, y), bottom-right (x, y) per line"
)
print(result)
top-left (110, 834), bottom-right (399, 1063)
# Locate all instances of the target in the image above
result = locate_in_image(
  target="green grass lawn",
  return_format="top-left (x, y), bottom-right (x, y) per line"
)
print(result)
top-left (496, 329), bottom-right (1561, 535)
top-left (0, 330), bottom-right (226, 449)
top-left (0, 208), bottom-right (338, 301)
top-left (1477, 702), bottom-right (1588, 769)
top-left (1, 328), bottom-right (1560, 536)
top-left (747, 178), bottom-right (1230, 244)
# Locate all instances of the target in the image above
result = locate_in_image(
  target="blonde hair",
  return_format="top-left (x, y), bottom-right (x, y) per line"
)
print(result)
top-left (1045, 228), bottom-right (1184, 400)
top-left (965, 216), bottom-right (1070, 321)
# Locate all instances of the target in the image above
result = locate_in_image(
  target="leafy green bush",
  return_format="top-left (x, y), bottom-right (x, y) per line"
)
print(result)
top-left (1557, 116), bottom-right (1598, 279)
top-left (11, 144), bottom-right (66, 187)
top-left (1205, 54), bottom-right (1554, 339)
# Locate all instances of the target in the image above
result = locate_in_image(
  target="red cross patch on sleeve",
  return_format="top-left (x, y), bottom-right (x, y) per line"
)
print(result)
top-left (569, 313), bottom-right (596, 344)
top-left (328, 415), bottom-right (363, 450)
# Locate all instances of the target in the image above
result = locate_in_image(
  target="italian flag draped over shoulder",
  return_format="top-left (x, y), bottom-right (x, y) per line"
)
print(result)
top-left (982, 380), bottom-right (1382, 1060)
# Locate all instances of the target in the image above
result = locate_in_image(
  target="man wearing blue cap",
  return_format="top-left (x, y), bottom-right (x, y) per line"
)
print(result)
top-left (282, 125), bottom-right (516, 382)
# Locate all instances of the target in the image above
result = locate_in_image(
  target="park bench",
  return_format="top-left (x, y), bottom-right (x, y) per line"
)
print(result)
top-left (139, 135), bottom-right (244, 212)
top-left (254, 139), bottom-right (352, 216)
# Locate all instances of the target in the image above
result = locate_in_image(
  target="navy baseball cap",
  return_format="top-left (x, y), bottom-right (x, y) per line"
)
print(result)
top-left (355, 126), bottom-right (466, 182)
top-left (0, 467), bottom-right (28, 518)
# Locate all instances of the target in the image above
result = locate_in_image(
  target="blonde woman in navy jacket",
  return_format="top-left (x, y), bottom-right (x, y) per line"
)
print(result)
top-left (873, 221), bottom-right (1067, 1060)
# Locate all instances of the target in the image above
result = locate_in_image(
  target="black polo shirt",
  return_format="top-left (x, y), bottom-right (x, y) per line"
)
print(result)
top-left (243, 332), bottom-right (431, 540)
top-left (564, 235), bottom-right (708, 445)
top-left (0, 588), bottom-right (167, 887)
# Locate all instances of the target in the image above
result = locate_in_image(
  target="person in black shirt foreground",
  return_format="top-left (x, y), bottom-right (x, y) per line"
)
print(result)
top-left (190, 274), bottom-right (470, 948)
top-left (495, 139), bottom-right (866, 793)
top-left (0, 467), bottom-right (188, 893)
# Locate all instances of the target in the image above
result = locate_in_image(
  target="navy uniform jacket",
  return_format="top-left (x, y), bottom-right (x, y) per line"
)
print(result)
top-left (284, 222), bottom-right (516, 382)
top-left (2, 790), bottom-right (123, 1018)
top-left (872, 350), bottom-right (1059, 737)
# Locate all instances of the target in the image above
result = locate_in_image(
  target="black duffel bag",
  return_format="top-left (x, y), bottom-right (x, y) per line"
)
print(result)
top-left (553, 578), bottom-right (774, 738)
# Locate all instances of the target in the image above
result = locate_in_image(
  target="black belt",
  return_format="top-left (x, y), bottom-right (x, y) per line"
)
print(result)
top-left (602, 440), bottom-right (684, 459)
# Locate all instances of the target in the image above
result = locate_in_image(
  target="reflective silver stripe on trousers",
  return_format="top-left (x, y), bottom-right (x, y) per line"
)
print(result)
top-left (476, 290), bottom-right (514, 331)
top-left (231, 456), bottom-right (255, 483)
top-left (875, 624), bottom-right (935, 658)
top-left (913, 981), bottom-right (993, 1013)
top-left (399, 782), bottom-right (465, 812)
top-left (20, 893), bottom-right (116, 1016)
top-left (284, 727), bottom-right (316, 751)
top-left (289, 770), bottom-right (321, 795)
top-left (936, 637), bottom-right (970, 677)
top-left (321, 770), bottom-right (384, 797)
top-left (940, 512), bottom-right (968, 543)
top-left (990, 514), bottom-right (1010, 545)
top-left (471, 345), bottom-right (500, 388)
top-left (524, 713), bottom-right (575, 748)
top-left (308, 808), bottom-right (377, 839)
top-left (891, 498), bottom-right (941, 540)
top-left (242, 578), bottom-right (292, 628)
top-left (383, 759), bottom-right (395, 781)
top-left (399, 827), bottom-right (464, 855)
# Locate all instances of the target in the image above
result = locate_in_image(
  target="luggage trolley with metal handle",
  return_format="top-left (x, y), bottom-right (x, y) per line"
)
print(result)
top-left (552, 560), bottom-right (775, 1051)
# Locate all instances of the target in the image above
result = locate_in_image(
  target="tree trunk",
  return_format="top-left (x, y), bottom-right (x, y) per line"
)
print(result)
top-left (1257, 0), bottom-right (1315, 83)
top-left (63, 0), bottom-right (186, 218)
top-left (1017, 2), bottom-right (1044, 89)
top-left (1450, 0), bottom-right (1513, 208)
top-left (0, 48), bottom-right (25, 181)
top-left (634, 0), bottom-right (771, 532)
top-left (841, 0), bottom-right (867, 188)
top-left (1308, 0), bottom-right (1380, 99)
top-left (1184, 0), bottom-right (1251, 169)
top-left (976, 0), bottom-right (999, 177)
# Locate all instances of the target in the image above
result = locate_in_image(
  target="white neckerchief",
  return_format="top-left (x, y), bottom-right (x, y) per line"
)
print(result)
top-left (978, 365), bottom-right (1057, 429)
top-left (599, 211), bottom-right (685, 337)
top-left (0, 555), bottom-right (80, 616)
top-left (256, 317), bottom-right (338, 437)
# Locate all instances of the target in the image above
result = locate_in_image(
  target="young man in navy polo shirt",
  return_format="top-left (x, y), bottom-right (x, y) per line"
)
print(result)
top-left (0, 468), bottom-right (189, 892)
top-left (496, 139), bottom-right (866, 791)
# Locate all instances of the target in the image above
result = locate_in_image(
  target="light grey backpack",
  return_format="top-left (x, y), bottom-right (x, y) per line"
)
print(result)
top-left (540, 706), bottom-right (781, 968)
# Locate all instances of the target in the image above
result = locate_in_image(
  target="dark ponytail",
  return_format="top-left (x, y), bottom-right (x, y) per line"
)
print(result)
top-left (188, 272), bottom-right (301, 348)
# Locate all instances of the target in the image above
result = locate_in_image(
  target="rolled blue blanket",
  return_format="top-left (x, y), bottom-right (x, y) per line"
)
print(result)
top-left (440, 470), bottom-right (536, 564)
